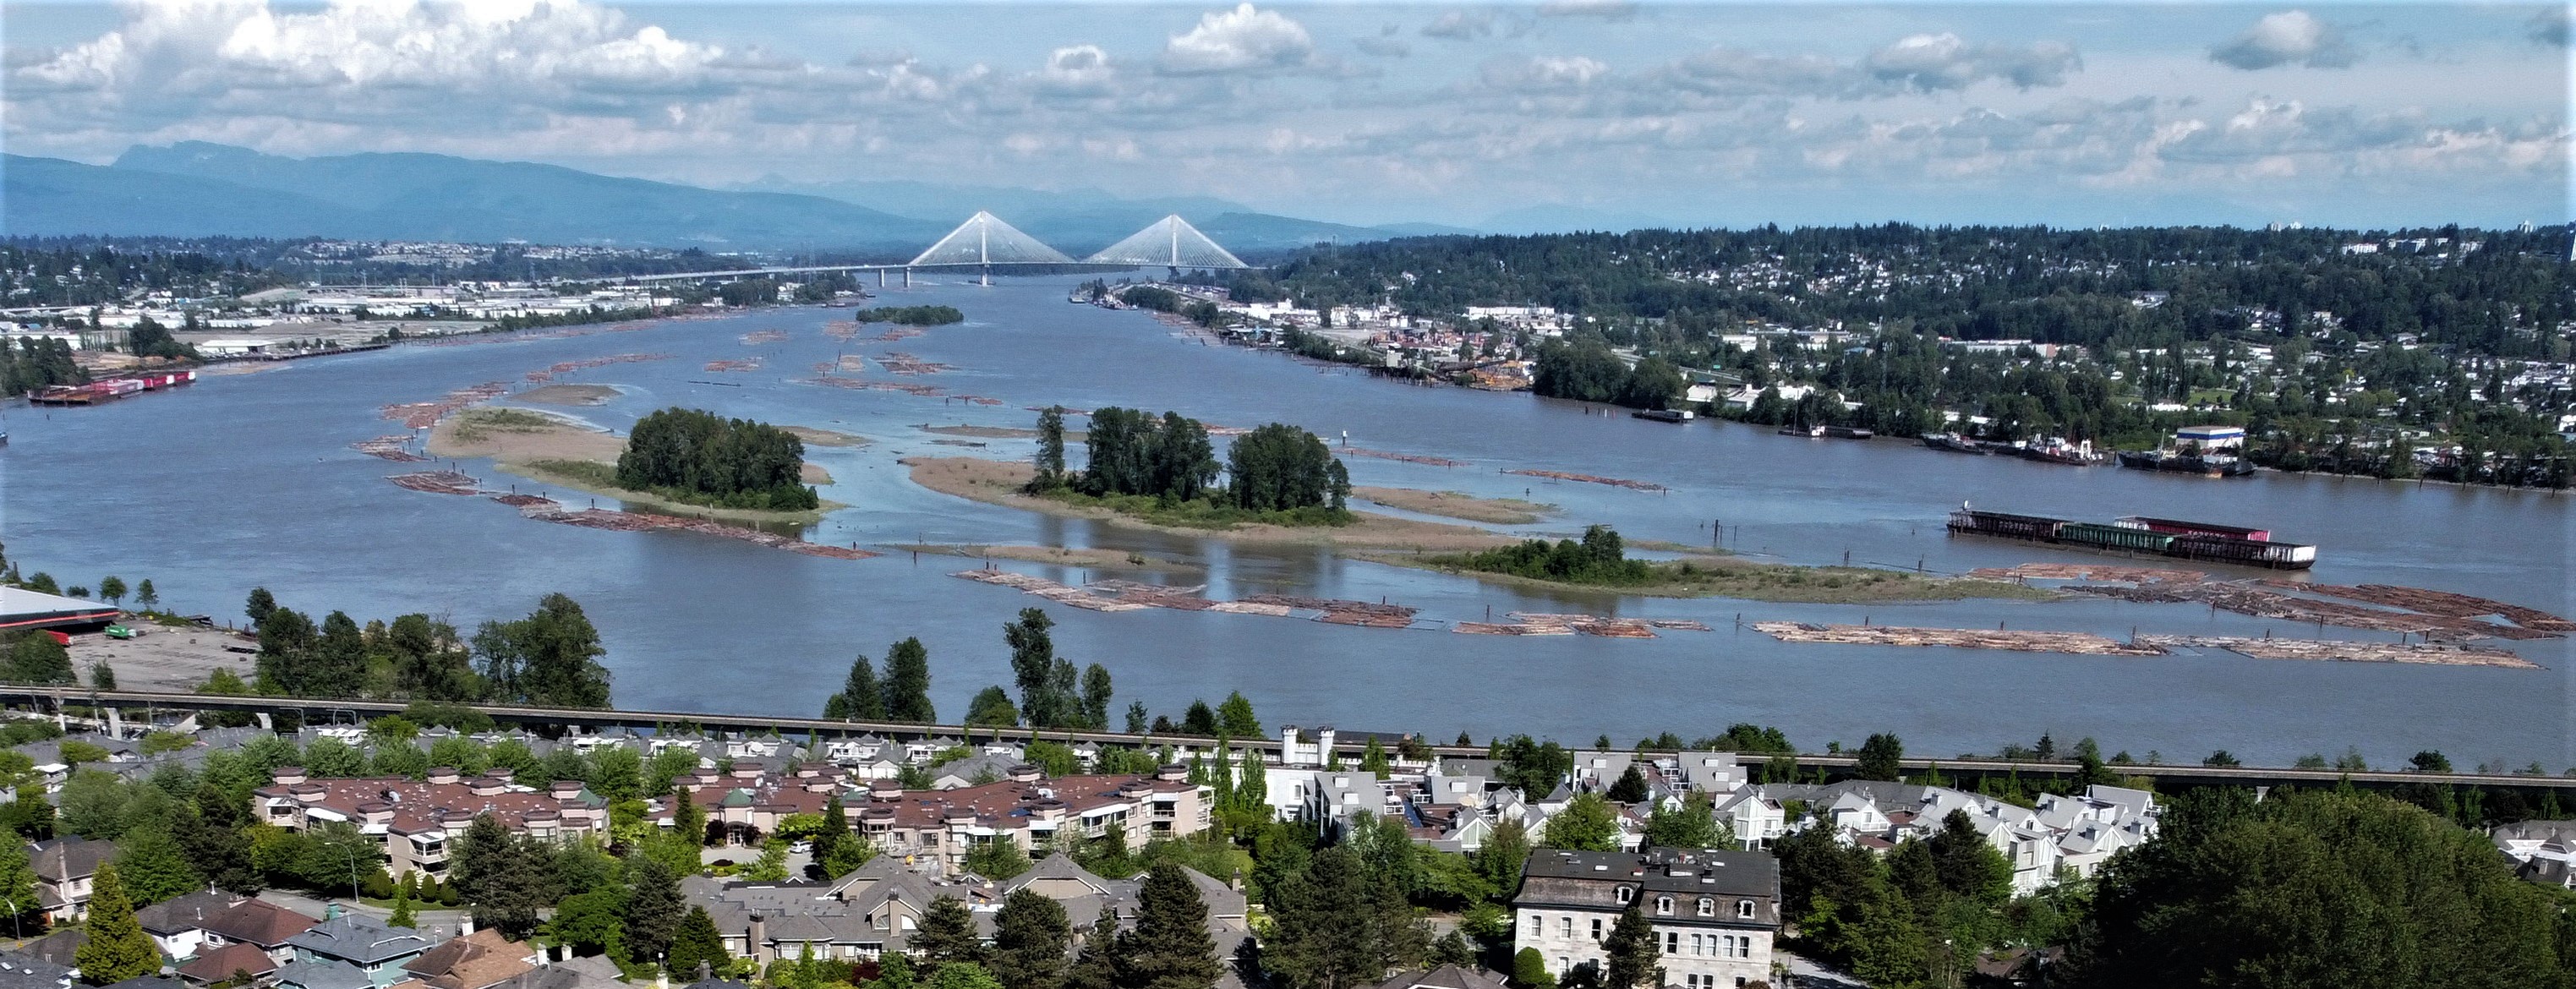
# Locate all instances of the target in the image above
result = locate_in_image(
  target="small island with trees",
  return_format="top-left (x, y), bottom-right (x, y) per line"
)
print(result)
top-left (428, 404), bottom-right (839, 522)
top-left (1397, 524), bottom-right (2048, 604)
top-left (853, 304), bottom-right (965, 326)
top-left (1019, 406), bottom-right (1354, 528)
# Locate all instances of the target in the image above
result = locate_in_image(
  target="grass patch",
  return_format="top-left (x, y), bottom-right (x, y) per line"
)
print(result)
top-left (449, 407), bottom-right (563, 442)
top-left (525, 458), bottom-right (619, 487)
top-left (1035, 489), bottom-right (1354, 530)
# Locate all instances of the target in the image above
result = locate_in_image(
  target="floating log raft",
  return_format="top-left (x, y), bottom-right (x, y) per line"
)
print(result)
top-left (524, 353), bottom-right (672, 384)
top-left (1750, 621), bottom-right (2163, 656)
top-left (351, 436), bottom-right (430, 462)
top-left (877, 352), bottom-right (953, 374)
top-left (386, 470), bottom-right (481, 495)
top-left (1967, 563), bottom-right (2207, 584)
top-left (2137, 635), bottom-right (2540, 669)
top-left (381, 381), bottom-right (511, 429)
top-left (741, 330), bottom-right (791, 344)
top-left (2272, 582), bottom-right (2575, 632)
top-left (704, 359), bottom-right (763, 372)
top-left (1341, 447), bottom-right (1468, 467)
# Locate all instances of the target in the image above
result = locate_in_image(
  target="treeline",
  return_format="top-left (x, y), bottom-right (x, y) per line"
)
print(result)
top-left (0, 243), bottom-right (284, 309)
top-left (486, 305), bottom-right (667, 334)
top-left (615, 407), bottom-right (820, 511)
top-left (853, 305), bottom-right (964, 325)
top-left (1029, 407), bottom-right (1351, 522)
top-left (240, 587), bottom-right (613, 708)
top-left (1119, 286), bottom-right (1225, 326)
top-left (1448, 525), bottom-right (1657, 587)
top-left (1531, 339), bottom-right (1684, 409)
top-left (0, 337), bottom-right (85, 397)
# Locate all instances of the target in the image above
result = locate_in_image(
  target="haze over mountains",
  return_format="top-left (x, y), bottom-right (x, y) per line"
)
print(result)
top-left (3, 143), bottom-right (1490, 256)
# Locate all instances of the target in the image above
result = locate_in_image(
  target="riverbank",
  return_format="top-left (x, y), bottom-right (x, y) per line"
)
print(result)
top-left (900, 456), bottom-right (1516, 551)
top-left (1354, 486), bottom-right (1556, 525)
top-left (1358, 549), bottom-right (2056, 604)
top-left (428, 407), bottom-right (842, 525)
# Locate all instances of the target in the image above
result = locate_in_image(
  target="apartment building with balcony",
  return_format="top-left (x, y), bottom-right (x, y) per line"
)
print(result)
top-left (253, 767), bottom-right (610, 877)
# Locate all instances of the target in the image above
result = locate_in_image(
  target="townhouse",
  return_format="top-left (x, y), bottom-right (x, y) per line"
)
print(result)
top-left (1764, 781), bottom-right (2158, 893)
top-left (1511, 847), bottom-right (1781, 989)
top-left (254, 768), bottom-right (610, 878)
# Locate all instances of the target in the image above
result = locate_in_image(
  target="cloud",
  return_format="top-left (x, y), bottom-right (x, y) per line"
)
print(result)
top-left (1480, 54), bottom-right (1611, 92)
top-left (2209, 11), bottom-right (2355, 69)
top-left (1421, 11), bottom-right (1494, 41)
top-left (1863, 33), bottom-right (2081, 90)
top-left (1657, 47), bottom-right (1856, 100)
top-left (1038, 45), bottom-right (1117, 96)
top-left (2530, 8), bottom-right (2571, 46)
top-left (1157, 3), bottom-right (1318, 75)
top-left (1535, 0), bottom-right (1637, 20)
top-left (1355, 36), bottom-right (1411, 58)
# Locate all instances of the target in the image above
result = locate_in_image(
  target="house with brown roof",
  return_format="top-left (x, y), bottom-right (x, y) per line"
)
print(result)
top-left (254, 768), bottom-right (608, 878)
top-left (175, 943), bottom-right (281, 987)
top-left (399, 930), bottom-right (537, 989)
top-left (199, 899), bottom-right (324, 966)
top-left (135, 891), bottom-right (243, 960)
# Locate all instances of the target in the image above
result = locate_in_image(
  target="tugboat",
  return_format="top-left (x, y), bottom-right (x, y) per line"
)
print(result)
top-left (1920, 432), bottom-right (1993, 455)
top-left (2118, 425), bottom-right (2255, 477)
top-left (2020, 435), bottom-right (2108, 466)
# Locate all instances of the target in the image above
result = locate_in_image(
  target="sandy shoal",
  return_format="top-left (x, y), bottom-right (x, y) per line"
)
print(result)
top-left (1354, 486), bottom-right (1556, 525)
top-left (901, 456), bottom-right (1515, 551)
top-left (887, 544), bottom-right (1201, 571)
top-left (428, 408), bottom-right (840, 522)
top-left (517, 384), bottom-right (619, 406)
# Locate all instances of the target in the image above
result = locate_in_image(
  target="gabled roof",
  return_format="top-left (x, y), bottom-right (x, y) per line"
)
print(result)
top-left (286, 914), bottom-right (437, 964)
top-left (401, 930), bottom-right (535, 989)
top-left (0, 950), bottom-right (73, 989)
top-left (200, 899), bottom-right (320, 948)
top-left (28, 838), bottom-right (116, 883)
top-left (176, 943), bottom-right (280, 985)
top-left (134, 890), bottom-right (240, 937)
top-left (1000, 855), bottom-right (1113, 899)
top-left (276, 959), bottom-right (375, 989)
top-left (1374, 964), bottom-right (1509, 989)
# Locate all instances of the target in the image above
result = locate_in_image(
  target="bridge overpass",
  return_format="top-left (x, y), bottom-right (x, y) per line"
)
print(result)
top-left (615, 211), bottom-right (1250, 288)
top-left (1, 686), bottom-right (2561, 795)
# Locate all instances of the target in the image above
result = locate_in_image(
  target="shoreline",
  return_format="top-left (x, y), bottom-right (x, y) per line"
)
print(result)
top-left (900, 456), bottom-right (1518, 551)
top-left (427, 407), bottom-right (842, 526)
top-left (1353, 486), bottom-right (1556, 525)
top-left (1354, 550), bottom-right (2059, 604)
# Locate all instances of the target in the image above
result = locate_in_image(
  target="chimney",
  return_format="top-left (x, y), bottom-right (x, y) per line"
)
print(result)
top-left (748, 915), bottom-right (766, 962)
top-left (324, 903), bottom-right (342, 921)
top-left (697, 961), bottom-right (712, 984)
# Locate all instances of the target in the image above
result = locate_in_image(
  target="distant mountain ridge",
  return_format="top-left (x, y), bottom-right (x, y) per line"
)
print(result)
top-left (6, 142), bottom-right (1473, 255)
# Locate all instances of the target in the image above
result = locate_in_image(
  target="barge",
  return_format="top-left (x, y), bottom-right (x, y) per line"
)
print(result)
top-left (1946, 503), bottom-right (2316, 570)
top-left (1632, 408), bottom-right (1693, 423)
top-left (28, 369), bottom-right (196, 406)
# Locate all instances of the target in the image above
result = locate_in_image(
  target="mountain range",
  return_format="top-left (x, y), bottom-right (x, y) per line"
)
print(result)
top-left (3, 142), bottom-right (1479, 256)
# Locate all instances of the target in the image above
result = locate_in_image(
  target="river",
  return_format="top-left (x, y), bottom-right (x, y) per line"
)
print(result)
top-left (3, 274), bottom-right (2568, 769)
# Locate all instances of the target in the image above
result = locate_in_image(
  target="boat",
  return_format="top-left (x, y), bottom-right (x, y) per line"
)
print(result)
top-left (2117, 424), bottom-right (2255, 477)
top-left (2116, 449), bottom-right (2256, 477)
top-left (1946, 502), bottom-right (2315, 569)
top-left (1823, 425), bottom-right (1873, 440)
top-left (1920, 432), bottom-right (1993, 455)
top-left (1779, 424), bottom-right (1824, 437)
top-left (1632, 408), bottom-right (1692, 423)
top-left (2019, 436), bottom-right (2107, 466)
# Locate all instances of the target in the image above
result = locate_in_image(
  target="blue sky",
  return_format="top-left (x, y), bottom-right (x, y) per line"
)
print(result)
top-left (5, 2), bottom-right (2568, 230)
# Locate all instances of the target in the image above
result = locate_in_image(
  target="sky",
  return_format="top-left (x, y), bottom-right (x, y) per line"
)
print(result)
top-left (3, 1), bottom-right (2569, 231)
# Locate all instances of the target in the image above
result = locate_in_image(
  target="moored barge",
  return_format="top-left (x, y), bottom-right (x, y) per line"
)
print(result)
top-left (1946, 503), bottom-right (2316, 570)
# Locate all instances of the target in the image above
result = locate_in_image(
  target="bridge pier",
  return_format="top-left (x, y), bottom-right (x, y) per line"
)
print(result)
top-left (106, 706), bottom-right (123, 738)
top-left (904, 268), bottom-right (912, 288)
top-left (878, 269), bottom-right (886, 288)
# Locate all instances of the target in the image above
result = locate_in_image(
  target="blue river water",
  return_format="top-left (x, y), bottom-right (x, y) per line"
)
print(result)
top-left (3, 274), bottom-right (2568, 768)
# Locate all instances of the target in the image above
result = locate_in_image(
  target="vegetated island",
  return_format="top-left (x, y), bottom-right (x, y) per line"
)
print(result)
top-left (1354, 486), bottom-right (1556, 525)
top-left (515, 383), bottom-right (619, 407)
top-left (1017, 405), bottom-right (1367, 529)
top-left (855, 304), bottom-right (965, 325)
top-left (903, 456), bottom-right (1514, 551)
top-left (1370, 524), bottom-right (2053, 604)
top-left (428, 406), bottom-right (843, 523)
top-left (888, 544), bottom-right (1201, 571)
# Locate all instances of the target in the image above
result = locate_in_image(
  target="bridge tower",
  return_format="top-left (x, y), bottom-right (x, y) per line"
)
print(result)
top-left (908, 211), bottom-right (1073, 285)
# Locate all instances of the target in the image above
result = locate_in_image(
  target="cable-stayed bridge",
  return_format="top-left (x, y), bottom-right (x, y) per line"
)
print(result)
top-left (621, 212), bottom-right (1249, 287)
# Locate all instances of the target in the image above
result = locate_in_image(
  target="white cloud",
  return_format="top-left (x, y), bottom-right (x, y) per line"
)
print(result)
top-left (1421, 11), bottom-right (1494, 41)
top-left (1480, 54), bottom-right (1611, 91)
top-left (1039, 45), bottom-right (1117, 96)
top-left (2209, 11), bottom-right (2355, 69)
top-left (1864, 33), bottom-right (2080, 90)
top-left (1157, 3), bottom-right (1317, 75)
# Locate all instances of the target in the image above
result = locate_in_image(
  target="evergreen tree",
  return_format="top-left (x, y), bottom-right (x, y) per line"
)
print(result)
top-left (1510, 948), bottom-right (1556, 989)
top-left (1927, 809), bottom-right (2012, 906)
top-left (823, 654), bottom-right (887, 720)
top-left (74, 864), bottom-right (162, 984)
top-left (181, 784), bottom-right (260, 894)
top-left (454, 818), bottom-right (549, 939)
top-left (991, 888), bottom-right (1071, 989)
top-left (1035, 407), bottom-right (1069, 485)
top-left (812, 795), bottom-right (874, 879)
top-left (1855, 733), bottom-right (1904, 781)
top-left (1605, 765), bottom-right (1649, 804)
top-left (1215, 692), bottom-right (1260, 739)
top-left (625, 855), bottom-right (686, 966)
top-left (0, 839), bottom-right (36, 932)
top-left (1266, 846), bottom-right (1402, 989)
top-left (244, 587), bottom-right (276, 629)
top-left (1064, 924), bottom-right (1118, 989)
top-left (472, 594), bottom-right (611, 708)
top-left (664, 905), bottom-right (729, 978)
top-left (1112, 864), bottom-right (1222, 989)
top-left (389, 882), bottom-right (418, 928)
top-left (1180, 702), bottom-right (1219, 737)
top-left (112, 823), bottom-right (201, 904)
top-left (882, 638), bottom-right (936, 724)
top-left (1600, 904), bottom-right (1659, 989)
top-left (914, 896), bottom-right (987, 969)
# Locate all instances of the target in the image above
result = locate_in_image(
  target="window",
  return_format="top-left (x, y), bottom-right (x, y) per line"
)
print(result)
top-left (1528, 915), bottom-right (1542, 937)
top-left (1656, 895), bottom-right (1673, 915)
top-left (1589, 918), bottom-right (1602, 940)
top-left (1697, 898), bottom-right (1715, 916)
top-left (1615, 887), bottom-right (1633, 904)
top-left (1736, 899), bottom-right (1756, 919)
top-left (1560, 917), bottom-right (1573, 938)
top-left (1688, 933), bottom-right (1703, 956)
top-left (1663, 932), bottom-right (1679, 954)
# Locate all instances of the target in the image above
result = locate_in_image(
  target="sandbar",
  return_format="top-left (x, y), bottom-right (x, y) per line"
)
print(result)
top-left (901, 456), bottom-right (1516, 551)
top-left (888, 544), bottom-right (1201, 571)
top-left (428, 407), bottom-right (840, 523)
top-left (785, 426), bottom-right (872, 448)
top-left (1355, 550), bottom-right (2055, 604)
top-left (517, 384), bottom-right (620, 407)
top-left (1354, 487), bottom-right (1556, 525)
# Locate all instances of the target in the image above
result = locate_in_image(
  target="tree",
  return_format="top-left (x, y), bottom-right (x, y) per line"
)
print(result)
top-left (914, 895), bottom-right (987, 969)
top-left (1605, 765), bottom-right (1650, 803)
top-left (882, 638), bottom-right (936, 723)
top-left (1080, 664), bottom-right (1114, 730)
top-left (966, 686), bottom-right (1020, 729)
top-left (1216, 692), bottom-right (1261, 740)
top-left (965, 839), bottom-right (1032, 881)
top-left (0, 839), bottom-right (37, 932)
top-left (813, 796), bottom-right (873, 879)
top-left (825, 654), bottom-right (887, 720)
top-left (625, 855), bottom-right (686, 965)
top-left (97, 576), bottom-right (126, 608)
top-left (1035, 407), bottom-right (1069, 485)
top-left (925, 963), bottom-right (1005, 989)
top-left (1222, 423), bottom-right (1348, 513)
top-left (473, 594), bottom-right (611, 708)
top-left (992, 888), bottom-right (1072, 989)
top-left (453, 816), bottom-right (548, 938)
top-left (1855, 733), bottom-right (1903, 781)
top-left (1475, 817), bottom-right (1532, 895)
top-left (616, 407), bottom-right (817, 511)
top-left (1510, 948), bottom-right (1556, 989)
top-left (1113, 863), bottom-right (1223, 989)
top-left (113, 823), bottom-right (201, 904)
top-left (88, 662), bottom-right (115, 691)
top-left (389, 882), bottom-right (418, 928)
top-left (3, 634), bottom-right (74, 685)
top-left (244, 587), bottom-right (276, 629)
top-left (1181, 702), bottom-right (1219, 737)
top-left (74, 864), bottom-right (162, 984)
top-left (664, 905), bottom-right (729, 978)
top-left (1643, 795), bottom-right (1730, 850)
top-left (1540, 793), bottom-right (1620, 852)
top-left (133, 580), bottom-right (157, 610)
top-left (1601, 904), bottom-right (1659, 989)
top-left (1126, 702), bottom-right (1150, 735)
top-left (1266, 845), bottom-right (1423, 989)
top-left (1927, 809), bottom-right (2011, 906)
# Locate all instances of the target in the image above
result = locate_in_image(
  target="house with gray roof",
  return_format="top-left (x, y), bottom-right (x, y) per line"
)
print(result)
top-left (0, 950), bottom-right (74, 989)
top-left (283, 913), bottom-right (439, 986)
top-left (1512, 847), bottom-right (1780, 989)
top-left (28, 836), bottom-right (118, 921)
